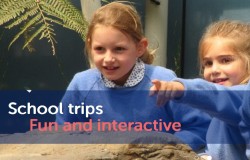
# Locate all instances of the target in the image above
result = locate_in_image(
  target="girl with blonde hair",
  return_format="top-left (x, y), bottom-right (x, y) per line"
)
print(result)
top-left (56, 1), bottom-right (210, 152)
top-left (150, 20), bottom-right (250, 160)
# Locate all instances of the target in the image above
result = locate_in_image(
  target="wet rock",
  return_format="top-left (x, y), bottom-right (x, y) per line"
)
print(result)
top-left (0, 125), bottom-right (200, 160)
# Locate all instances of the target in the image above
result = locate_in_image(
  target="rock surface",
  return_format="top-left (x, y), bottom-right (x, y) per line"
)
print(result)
top-left (0, 143), bottom-right (199, 160)
top-left (0, 125), bottom-right (201, 160)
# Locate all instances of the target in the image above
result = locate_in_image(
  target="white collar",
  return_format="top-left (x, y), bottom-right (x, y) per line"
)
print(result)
top-left (102, 59), bottom-right (145, 88)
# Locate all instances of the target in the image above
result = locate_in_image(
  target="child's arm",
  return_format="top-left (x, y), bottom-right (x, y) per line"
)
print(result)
top-left (150, 78), bottom-right (245, 125)
top-left (149, 81), bottom-right (211, 151)
top-left (149, 79), bottom-right (184, 106)
top-left (166, 102), bottom-right (211, 151)
top-left (239, 82), bottom-right (250, 159)
top-left (239, 104), bottom-right (250, 159)
top-left (56, 72), bottom-right (91, 124)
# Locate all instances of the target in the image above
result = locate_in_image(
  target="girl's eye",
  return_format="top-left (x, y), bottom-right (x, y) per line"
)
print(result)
top-left (115, 47), bottom-right (125, 52)
top-left (94, 47), bottom-right (103, 51)
top-left (221, 57), bottom-right (233, 64)
top-left (93, 46), bottom-right (105, 52)
top-left (203, 61), bottom-right (213, 67)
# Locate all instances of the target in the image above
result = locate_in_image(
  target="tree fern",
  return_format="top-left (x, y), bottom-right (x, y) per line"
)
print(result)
top-left (0, 0), bottom-right (88, 55)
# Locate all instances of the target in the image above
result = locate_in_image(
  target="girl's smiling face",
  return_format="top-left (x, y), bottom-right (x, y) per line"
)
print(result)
top-left (202, 37), bottom-right (247, 86)
top-left (90, 25), bottom-right (146, 86)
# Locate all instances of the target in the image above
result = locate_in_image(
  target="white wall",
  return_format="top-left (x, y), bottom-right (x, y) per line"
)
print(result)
top-left (145, 0), bottom-right (168, 67)
top-left (80, 0), bottom-right (101, 22)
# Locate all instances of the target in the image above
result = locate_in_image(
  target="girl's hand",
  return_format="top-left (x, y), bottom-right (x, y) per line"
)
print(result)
top-left (149, 80), bottom-right (185, 106)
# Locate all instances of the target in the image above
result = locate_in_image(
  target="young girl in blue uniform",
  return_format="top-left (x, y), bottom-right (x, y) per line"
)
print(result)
top-left (56, 2), bottom-right (210, 151)
top-left (150, 20), bottom-right (250, 159)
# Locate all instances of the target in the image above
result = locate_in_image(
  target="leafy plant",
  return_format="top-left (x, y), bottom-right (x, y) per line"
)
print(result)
top-left (0, 0), bottom-right (89, 55)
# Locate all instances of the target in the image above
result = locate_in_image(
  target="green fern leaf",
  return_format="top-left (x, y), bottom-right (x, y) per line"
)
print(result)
top-left (0, 0), bottom-right (89, 55)
top-left (41, 0), bottom-right (88, 39)
top-left (5, 5), bottom-right (39, 29)
top-left (8, 14), bottom-right (42, 49)
top-left (23, 24), bottom-right (46, 49)
top-left (0, 0), bottom-right (34, 25)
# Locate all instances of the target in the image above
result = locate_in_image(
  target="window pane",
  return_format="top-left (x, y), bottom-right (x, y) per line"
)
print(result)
top-left (184, 0), bottom-right (250, 78)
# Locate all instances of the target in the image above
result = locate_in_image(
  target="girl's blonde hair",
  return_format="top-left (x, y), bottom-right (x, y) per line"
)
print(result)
top-left (199, 20), bottom-right (250, 84)
top-left (86, 2), bottom-right (154, 65)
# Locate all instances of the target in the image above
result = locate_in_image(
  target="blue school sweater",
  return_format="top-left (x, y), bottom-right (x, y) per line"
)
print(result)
top-left (174, 78), bottom-right (248, 160)
top-left (239, 81), bottom-right (250, 159)
top-left (56, 64), bottom-right (211, 151)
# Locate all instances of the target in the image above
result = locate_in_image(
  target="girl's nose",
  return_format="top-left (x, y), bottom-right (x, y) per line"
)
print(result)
top-left (211, 63), bottom-right (221, 76)
top-left (104, 52), bottom-right (115, 63)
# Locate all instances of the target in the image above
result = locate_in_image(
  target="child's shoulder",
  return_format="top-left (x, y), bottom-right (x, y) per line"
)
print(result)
top-left (145, 64), bottom-right (177, 81)
top-left (68, 68), bottom-right (101, 90)
top-left (74, 68), bottom-right (100, 79)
